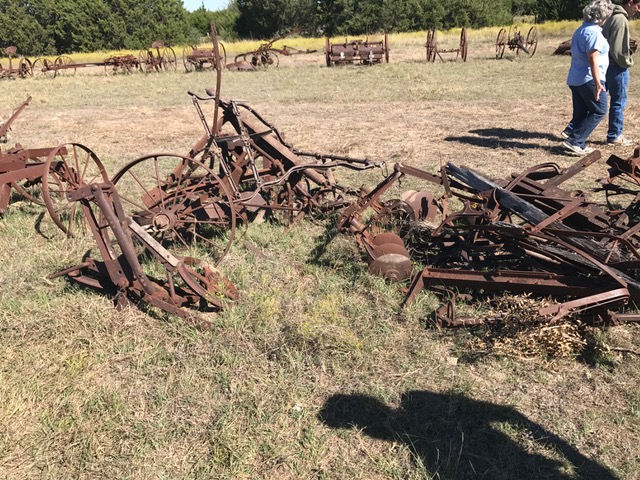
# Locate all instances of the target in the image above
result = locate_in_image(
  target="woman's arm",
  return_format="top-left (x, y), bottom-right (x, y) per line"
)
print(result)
top-left (588, 49), bottom-right (605, 100)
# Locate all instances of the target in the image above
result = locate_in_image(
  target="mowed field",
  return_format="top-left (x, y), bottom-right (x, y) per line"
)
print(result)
top-left (1, 26), bottom-right (640, 479)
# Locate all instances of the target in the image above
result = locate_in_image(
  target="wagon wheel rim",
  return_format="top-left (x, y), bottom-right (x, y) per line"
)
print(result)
top-left (264, 51), bottom-right (279, 68)
top-left (31, 57), bottom-right (53, 78)
top-left (217, 42), bottom-right (227, 68)
top-left (138, 49), bottom-right (150, 71)
top-left (18, 58), bottom-right (32, 78)
top-left (460, 28), bottom-right (468, 62)
top-left (54, 56), bottom-right (76, 78)
top-left (162, 47), bottom-right (177, 71)
top-left (325, 37), bottom-right (332, 67)
top-left (111, 154), bottom-right (236, 265)
top-left (42, 143), bottom-right (109, 237)
top-left (495, 28), bottom-right (506, 59)
top-left (384, 32), bottom-right (389, 63)
top-left (183, 45), bottom-right (195, 72)
top-left (526, 26), bottom-right (538, 57)
top-left (427, 29), bottom-right (437, 62)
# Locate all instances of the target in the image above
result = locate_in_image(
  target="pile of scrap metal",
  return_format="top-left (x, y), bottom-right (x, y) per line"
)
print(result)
top-left (108, 87), bottom-right (384, 267)
top-left (337, 151), bottom-right (640, 327)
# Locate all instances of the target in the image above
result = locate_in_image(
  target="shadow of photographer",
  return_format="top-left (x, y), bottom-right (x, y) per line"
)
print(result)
top-left (318, 390), bottom-right (618, 479)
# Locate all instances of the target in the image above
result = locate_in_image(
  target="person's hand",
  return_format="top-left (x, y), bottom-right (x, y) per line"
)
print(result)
top-left (595, 82), bottom-right (605, 101)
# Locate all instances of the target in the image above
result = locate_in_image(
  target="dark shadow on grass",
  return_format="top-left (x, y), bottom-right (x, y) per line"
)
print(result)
top-left (318, 391), bottom-right (619, 480)
top-left (468, 128), bottom-right (559, 141)
top-left (445, 127), bottom-right (571, 156)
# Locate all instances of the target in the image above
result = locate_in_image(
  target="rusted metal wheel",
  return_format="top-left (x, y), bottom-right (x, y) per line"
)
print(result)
top-left (111, 154), bottom-right (236, 265)
top-left (162, 47), bottom-right (177, 71)
top-left (138, 49), bottom-right (150, 71)
top-left (325, 37), bottom-right (332, 67)
top-left (460, 28), bottom-right (468, 62)
top-left (31, 58), bottom-right (53, 77)
top-left (18, 58), bottom-right (32, 78)
top-left (495, 28), bottom-right (507, 59)
top-left (183, 45), bottom-right (195, 72)
top-left (53, 56), bottom-right (76, 78)
top-left (426, 29), bottom-right (437, 62)
top-left (217, 42), bottom-right (227, 68)
top-left (263, 51), bottom-right (279, 68)
top-left (526, 26), bottom-right (538, 57)
top-left (42, 143), bottom-right (109, 237)
top-left (384, 32), bottom-right (390, 63)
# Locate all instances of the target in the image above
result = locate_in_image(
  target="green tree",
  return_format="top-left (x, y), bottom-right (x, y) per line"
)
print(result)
top-left (188, 2), bottom-right (240, 42)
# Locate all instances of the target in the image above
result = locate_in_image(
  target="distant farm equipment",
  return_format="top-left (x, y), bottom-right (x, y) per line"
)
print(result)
top-left (324, 34), bottom-right (389, 66)
top-left (426, 28), bottom-right (468, 62)
top-left (183, 42), bottom-right (227, 72)
top-left (495, 26), bottom-right (538, 59)
top-left (0, 47), bottom-right (32, 79)
top-left (228, 28), bottom-right (315, 71)
top-left (138, 40), bottom-right (177, 72)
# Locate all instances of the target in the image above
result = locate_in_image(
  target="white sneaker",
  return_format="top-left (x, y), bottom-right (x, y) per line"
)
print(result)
top-left (560, 129), bottom-right (571, 139)
top-left (562, 140), bottom-right (593, 156)
top-left (607, 135), bottom-right (634, 146)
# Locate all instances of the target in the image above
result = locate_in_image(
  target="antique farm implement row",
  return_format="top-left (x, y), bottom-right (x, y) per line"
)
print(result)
top-left (6, 81), bottom-right (640, 328)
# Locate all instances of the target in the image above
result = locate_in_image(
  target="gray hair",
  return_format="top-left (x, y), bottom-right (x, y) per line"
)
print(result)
top-left (583, 0), bottom-right (614, 22)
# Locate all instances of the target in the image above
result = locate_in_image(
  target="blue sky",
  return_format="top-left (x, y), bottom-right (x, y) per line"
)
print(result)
top-left (183, 0), bottom-right (229, 11)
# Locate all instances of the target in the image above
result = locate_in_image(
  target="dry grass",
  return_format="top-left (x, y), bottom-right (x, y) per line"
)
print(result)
top-left (1, 25), bottom-right (639, 479)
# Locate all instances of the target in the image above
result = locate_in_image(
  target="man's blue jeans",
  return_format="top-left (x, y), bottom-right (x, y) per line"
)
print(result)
top-left (567, 81), bottom-right (607, 149)
top-left (606, 64), bottom-right (629, 142)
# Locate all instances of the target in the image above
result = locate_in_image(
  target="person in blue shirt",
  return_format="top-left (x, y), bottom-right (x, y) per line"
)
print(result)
top-left (562, 0), bottom-right (614, 156)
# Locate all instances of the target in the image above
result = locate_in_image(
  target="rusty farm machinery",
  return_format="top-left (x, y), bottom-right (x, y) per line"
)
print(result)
top-left (426, 29), bottom-right (468, 62)
top-left (495, 26), bottom-right (538, 59)
top-left (28, 40), bottom-right (176, 77)
top-left (109, 89), bottom-right (383, 264)
top-left (227, 28), bottom-right (316, 71)
top-left (0, 97), bottom-right (237, 325)
top-left (183, 42), bottom-right (227, 72)
top-left (0, 46), bottom-right (33, 79)
top-left (336, 148), bottom-right (640, 327)
top-left (324, 34), bottom-right (389, 66)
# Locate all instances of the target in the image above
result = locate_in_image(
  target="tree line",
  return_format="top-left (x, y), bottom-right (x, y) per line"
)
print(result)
top-left (0, 0), bottom-right (590, 56)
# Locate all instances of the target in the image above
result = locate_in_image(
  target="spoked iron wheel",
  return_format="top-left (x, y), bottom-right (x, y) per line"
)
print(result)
top-left (526, 26), bottom-right (538, 57)
top-left (495, 28), bottom-right (507, 59)
top-left (53, 56), bottom-right (76, 77)
top-left (459, 28), bottom-right (468, 62)
top-left (183, 45), bottom-right (195, 72)
top-left (31, 58), bottom-right (55, 78)
top-left (162, 47), bottom-right (177, 71)
top-left (426, 29), bottom-right (437, 62)
top-left (384, 33), bottom-right (390, 63)
top-left (18, 58), bottom-right (32, 78)
top-left (42, 143), bottom-right (110, 237)
top-left (111, 154), bottom-right (236, 265)
top-left (216, 43), bottom-right (227, 69)
top-left (138, 49), bottom-right (151, 71)
top-left (325, 37), bottom-right (332, 67)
